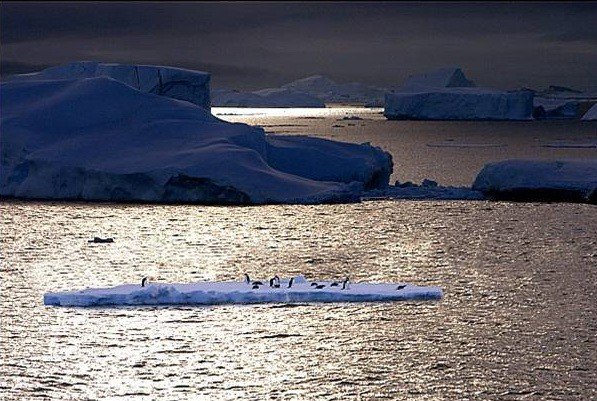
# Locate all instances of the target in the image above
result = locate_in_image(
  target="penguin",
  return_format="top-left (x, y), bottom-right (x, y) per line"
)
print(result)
top-left (141, 276), bottom-right (148, 287)
top-left (396, 284), bottom-right (407, 290)
top-left (270, 275), bottom-right (280, 288)
top-left (310, 282), bottom-right (319, 287)
top-left (342, 277), bottom-right (350, 290)
top-left (244, 273), bottom-right (251, 284)
top-left (330, 282), bottom-right (339, 287)
top-left (252, 284), bottom-right (260, 290)
top-left (315, 284), bottom-right (326, 289)
top-left (269, 278), bottom-right (275, 287)
top-left (252, 281), bottom-right (264, 286)
top-left (288, 277), bottom-right (294, 288)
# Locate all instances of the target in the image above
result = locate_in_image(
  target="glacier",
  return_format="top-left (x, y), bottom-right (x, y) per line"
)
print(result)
top-left (472, 160), bottom-right (597, 204)
top-left (43, 276), bottom-right (443, 307)
top-left (384, 67), bottom-right (534, 121)
top-left (0, 76), bottom-right (393, 205)
top-left (582, 104), bottom-right (597, 121)
top-left (211, 87), bottom-right (325, 108)
top-left (6, 61), bottom-right (211, 110)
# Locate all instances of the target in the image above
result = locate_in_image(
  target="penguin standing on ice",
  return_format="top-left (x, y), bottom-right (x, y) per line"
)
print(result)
top-left (244, 273), bottom-right (251, 284)
top-left (342, 277), bottom-right (350, 290)
top-left (287, 277), bottom-right (294, 288)
top-left (270, 275), bottom-right (280, 288)
top-left (141, 276), bottom-right (149, 287)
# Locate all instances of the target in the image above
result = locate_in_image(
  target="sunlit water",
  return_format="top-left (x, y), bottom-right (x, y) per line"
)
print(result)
top-left (2, 108), bottom-right (596, 400)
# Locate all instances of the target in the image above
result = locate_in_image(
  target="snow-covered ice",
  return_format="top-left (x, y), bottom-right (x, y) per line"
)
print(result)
top-left (0, 76), bottom-right (392, 204)
top-left (384, 67), bottom-right (533, 121)
top-left (211, 88), bottom-right (325, 108)
top-left (43, 276), bottom-right (443, 307)
top-left (473, 160), bottom-right (597, 203)
top-left (7, 61), bottom-right (211, 110)
top-left (281, 75), bottom-right (388, 105)
top-left (364, 181), bottom-right (485, 201)
top-left (533, 97), bottom-right (579, 119)
top-left (384, 87), bottom-right (534, 121)
top-left (581, 104), bottom-right (597, 121)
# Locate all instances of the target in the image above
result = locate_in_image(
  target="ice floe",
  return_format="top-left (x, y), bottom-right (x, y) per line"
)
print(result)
top-left (44, 276), bottom-right (443, 307)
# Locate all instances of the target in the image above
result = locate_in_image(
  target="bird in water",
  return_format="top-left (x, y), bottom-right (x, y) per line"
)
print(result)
top-left (141, 277), bottom-right (149, 287)
top-left (396, 284), bottom-right (407, 290)
top-left (252, 284), bottom-right (260, 290)
top-left (342, 277), bottom-right (350, 290)
top-left (330, 282), bottom-right (339, 287)
top-left (252, 281), bottom-right (264, 286)
top-left (310, 282), bottom-right (319, 287)
top-left (288, 277), bottom-right (294, 288)
top-left (315, 284), bottom-right (326, 289)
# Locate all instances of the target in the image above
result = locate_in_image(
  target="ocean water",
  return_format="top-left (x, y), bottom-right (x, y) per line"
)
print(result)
top-left (1, 108), bottom-right (596, 400)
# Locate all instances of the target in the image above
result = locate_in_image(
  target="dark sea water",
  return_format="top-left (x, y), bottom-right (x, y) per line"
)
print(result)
top-left (1, 108), bottom-right (596, 400)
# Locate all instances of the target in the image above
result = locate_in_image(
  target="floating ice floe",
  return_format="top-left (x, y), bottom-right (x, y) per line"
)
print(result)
top-left (211, 88), bottom-right (325, 108)
top-left (7, 61), bottom-right (211, 110)
top-left (44, 276), bottom-right (443, 307)
top-left (473, 159), bottom-right (597, 203)
top-left (0, 73), bottom-right (392, 204)
top-left (384, 67), bottom-right (534, 121)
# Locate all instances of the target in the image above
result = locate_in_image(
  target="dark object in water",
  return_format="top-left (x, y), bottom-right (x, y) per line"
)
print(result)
top-left (310, 282), bottom-right (318, 287)
top-left (88, 237), bottom-right (114, 243)
top-left (342, 277), bottom-right (350, 290)
top-left (288, 277), bottom-right (294, 288)
top-left (252, 281), bottom-right (263, 286)
top-left (252, 284), bottom-right (260, 290)
top-left (330, 282), bottom-right (339, 287)
top-left (396, 284), bottom-right (407, 290)
top-left (315, 284), bottom-right (326, 289)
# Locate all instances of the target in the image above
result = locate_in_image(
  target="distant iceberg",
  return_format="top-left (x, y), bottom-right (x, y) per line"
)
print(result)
top-left (44, 277), bottom-right (443, 307)
top-left (472, 160), bottom-right (597, 203)
top-left (212, 87), bottom-right (324, 108)
top-left (533, 97), bottom-right (579, 120)
top-left (384, 67), bottom-right (534, 121)
top-left (0, 74), bottom-right (392, 205)
top-left (281, 75), bottom-right (388, 105)
top-left (581, 104), bottom-right (597, 121)
top-left (7, 61), bottom-right (211, 110)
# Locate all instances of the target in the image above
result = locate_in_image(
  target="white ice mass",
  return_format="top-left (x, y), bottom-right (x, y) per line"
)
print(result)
top-left (43, 276), bottom-right (443, 307)
top-left (7, 61), bottom-right (211, 110)
top-left (281, 75), bottom-right (388, 105)
top-left (211, 88), bottom-right (325, 108)
top-left (384, 67), bottom-right (534, 121)
top-left (472, 160), bottom-right (597, 203)
top-left (0, 72), bottom-right (393, 204)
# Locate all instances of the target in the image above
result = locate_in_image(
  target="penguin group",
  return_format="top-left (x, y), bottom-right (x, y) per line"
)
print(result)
top-left (244, 274), bottom-right (350, 290)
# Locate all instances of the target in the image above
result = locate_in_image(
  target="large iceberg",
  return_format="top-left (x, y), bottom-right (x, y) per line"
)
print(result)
top-left (533, 97), bottom-right (579, 119)
top-left (6, 61), bottom-right (211, 110)
top-left (384, 67), bottom-right (533, 121)
top-left (281, 75), bottom-right (388, 106)
top-left (581, 103), bottom-right (597, 121)
top-left (211, 87), bottom-right (324, 108)
top-left (44, 276), bottom-right (443, 307)
top-left (0, 76), bottom-right (392, 204)
top-left (472, 160), bottom-right (597, 203)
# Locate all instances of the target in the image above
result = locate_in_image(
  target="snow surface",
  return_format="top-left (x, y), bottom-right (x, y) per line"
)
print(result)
top-left (0, 77), bottom-right (392, 204)
top-left (473, 160), bottom-right (597, 203)
top-left (211, 88), bottom-right (324, 108)
top-left (7, 61), bottom-right (211, 110)
top-left (582, 104), bottom-right (597, 120)
top-left (44, 276), bottom-right (443, 307)
top-left (384, 88), bottom-right (534, 121)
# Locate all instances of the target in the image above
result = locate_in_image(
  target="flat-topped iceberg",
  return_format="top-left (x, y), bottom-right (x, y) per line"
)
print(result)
top-left (44, 276), bottom-right (443, 307)
top-left (0, 75), bottom-right (392, 204)
top-left (385, 87), bottom-right (534, 121)
top-left (384, 67), bottom-right (533, 121)
top-left (472, 160), bottom-right (597, 203)
top-left (6, 61), bottom-right (211, 110)
top-left (211, 88), bottom-right (324, 108)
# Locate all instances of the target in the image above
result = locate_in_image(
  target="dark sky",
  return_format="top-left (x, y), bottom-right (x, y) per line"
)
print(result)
top-left (2, 1), bottom-right (596, 90)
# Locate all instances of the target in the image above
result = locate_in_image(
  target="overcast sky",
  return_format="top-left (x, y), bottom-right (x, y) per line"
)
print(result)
top-left (2, 2), bottom-right (596, 90)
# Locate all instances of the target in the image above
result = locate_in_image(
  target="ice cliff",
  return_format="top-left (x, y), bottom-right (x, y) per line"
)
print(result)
top-left (7, 61), bottom-right (211, 110)
top-left (0, 76), bottom-right (392, 205)
top-left (211, 88), bottom-right (324, 107)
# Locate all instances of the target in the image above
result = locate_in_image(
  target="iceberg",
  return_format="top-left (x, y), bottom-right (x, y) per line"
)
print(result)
top-left (43, 276), bottom-right (443, 307)
top-left (581, 103), bottom-right (597, 121)
top-left (384, 67), bottom-right (533, 121)
top-left (533, 97), bottom-right (579, 119)
top-left (6, 61), bottom-right (211, 110)
top-left (211, 87), bottom-right (325, 108)
top-left (472, 160), bottom-right (597, 203)
top-left (0, 75), bottom-right (392, 205)
top-left (281, 75), bottom-right (388, 105)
